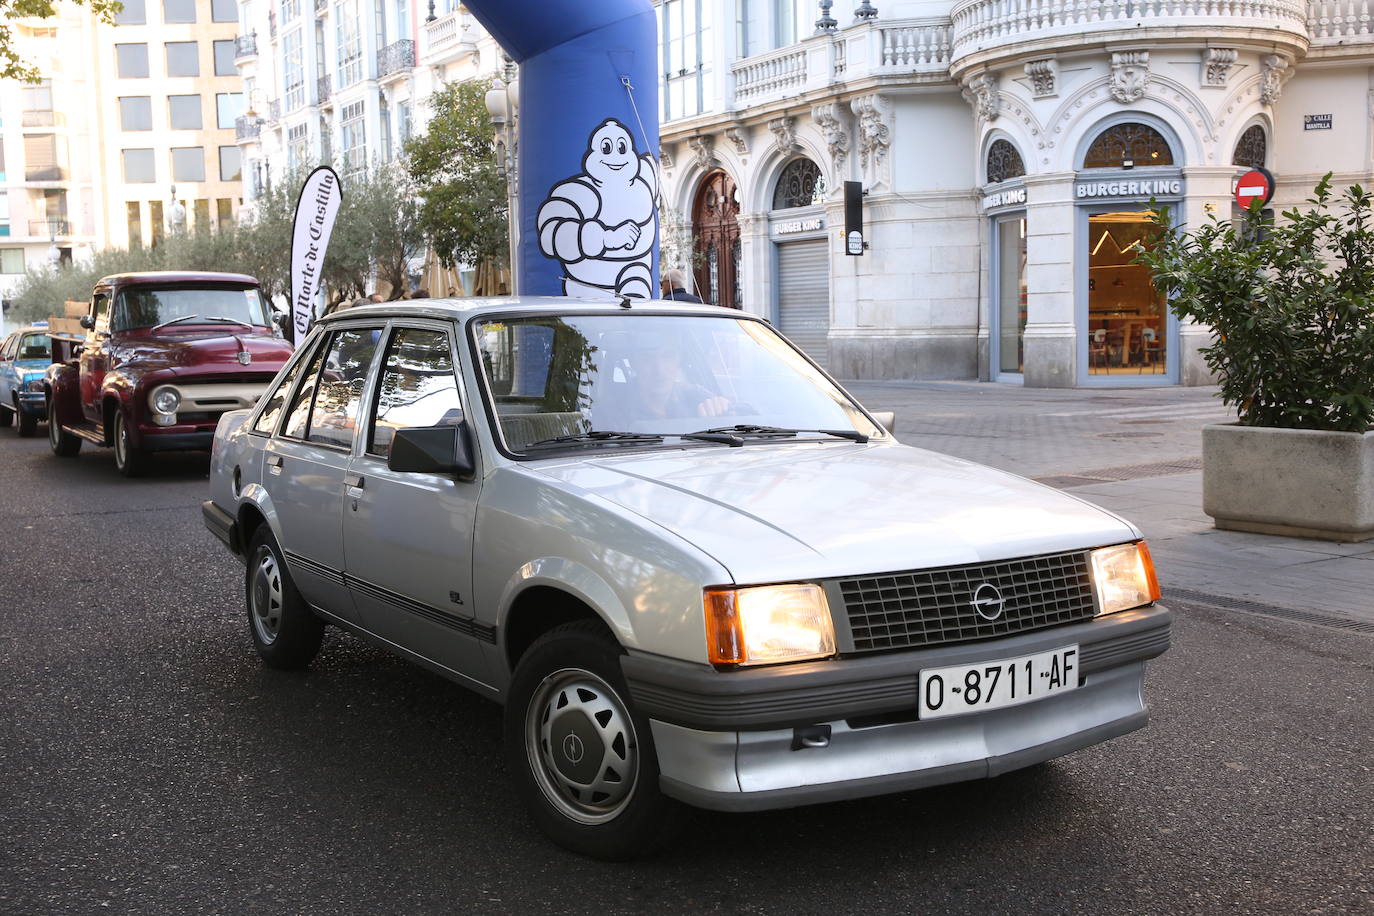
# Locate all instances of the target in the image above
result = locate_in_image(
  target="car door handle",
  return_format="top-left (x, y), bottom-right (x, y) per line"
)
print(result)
top-left (266, 455), bottom-right (282, 474)
top-left (344, 473), bottom-right (364, 490)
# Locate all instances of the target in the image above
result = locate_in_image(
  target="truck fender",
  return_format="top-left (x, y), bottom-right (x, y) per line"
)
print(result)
top-left (44, 362), bottom-right (83, 429)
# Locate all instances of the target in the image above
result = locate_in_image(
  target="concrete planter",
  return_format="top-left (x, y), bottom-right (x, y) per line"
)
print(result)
top-left (1203, 424), bottom-right (1374, 542)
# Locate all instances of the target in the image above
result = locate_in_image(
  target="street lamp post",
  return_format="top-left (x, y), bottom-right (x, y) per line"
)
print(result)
top-left (484, 61), bottom-right (520, 295)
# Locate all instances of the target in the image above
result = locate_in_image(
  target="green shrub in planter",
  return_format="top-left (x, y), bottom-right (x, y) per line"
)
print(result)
top-left (1137, 174), bottom-right (1374, 433)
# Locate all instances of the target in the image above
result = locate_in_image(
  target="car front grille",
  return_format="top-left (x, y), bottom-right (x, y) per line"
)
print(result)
top-left (837, 550), bottom-right (1097, 653)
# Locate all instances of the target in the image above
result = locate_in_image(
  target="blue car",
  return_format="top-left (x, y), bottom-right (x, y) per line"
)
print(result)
top-left (0, 324), bottom-right (52, 437)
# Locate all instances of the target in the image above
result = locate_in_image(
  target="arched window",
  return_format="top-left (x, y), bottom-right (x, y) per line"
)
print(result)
top-left (772, 157), bottom-right (826, 209)
top-left (1232, 125), bottom-right (1267, 170)
top-left (986, 139), bottom-right (1025, 184)
top-left (1082, 123), bottom-right (1174, 169)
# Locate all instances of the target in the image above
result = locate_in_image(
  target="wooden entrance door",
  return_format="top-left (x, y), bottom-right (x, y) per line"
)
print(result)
top-left (691, 170), bottom-right (741, 308)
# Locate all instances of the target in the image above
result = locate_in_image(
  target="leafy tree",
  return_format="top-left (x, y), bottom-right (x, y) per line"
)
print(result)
top-left (2, 0), bottom-right (122, 82)
top-left (405, 78), bottom-right (509, 271)
top-left (352, 163), bottom-right (424, 299)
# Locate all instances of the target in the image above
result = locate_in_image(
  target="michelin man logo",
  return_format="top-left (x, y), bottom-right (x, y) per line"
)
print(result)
top-left (536, 118), bottom-right (658, 299)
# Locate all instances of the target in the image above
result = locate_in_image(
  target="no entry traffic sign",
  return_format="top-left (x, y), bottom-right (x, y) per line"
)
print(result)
top-left (1234, 167), bottom-right (1274, 209)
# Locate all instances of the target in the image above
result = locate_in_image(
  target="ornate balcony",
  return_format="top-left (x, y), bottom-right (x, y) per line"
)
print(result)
top-left (949, 0), bottom-right (1309, 78)
top-left (235, 115), bottom-right (262, 140)
top-left (421, 9), bottom-right (479, 66)
top-left (235, 32), bottom-right (258, 61)
top-left (377, 38), bottom-right (415, 80)
top-left (29, 218), bottom-right (70, 238)
top-left (317, 74), bottom-right (332, 105)
top-left (1307, 0), bottom-right (1374, 58)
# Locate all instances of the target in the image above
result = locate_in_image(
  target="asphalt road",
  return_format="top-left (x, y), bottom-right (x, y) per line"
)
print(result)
top-left (1, 431), bottom-right (1370, 916)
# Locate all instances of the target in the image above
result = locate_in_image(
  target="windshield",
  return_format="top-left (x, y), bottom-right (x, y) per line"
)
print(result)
top-left (474, 314), bottom-right (879, 454)
top-left (17, 334), bottom-right (51, 360)
top-left (114, 286), bottom-right (271, 332)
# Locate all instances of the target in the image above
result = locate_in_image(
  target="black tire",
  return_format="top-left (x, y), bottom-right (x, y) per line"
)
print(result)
top-left (47, 397), bottom-right (81, 456)
top-left (244, 527), bottom-right (324, 670)
top-left (16, 399), bottom-right (37, 438)
top-left (504, 620), bottom-right (684, 860)
top-left (0, 402), bottom-right (11, 428)
top-left (113, 410), bottom-right (148, 477)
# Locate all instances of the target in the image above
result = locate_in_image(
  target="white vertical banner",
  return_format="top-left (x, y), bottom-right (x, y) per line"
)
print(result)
top-left (289, 166), bottom-right (343, 346)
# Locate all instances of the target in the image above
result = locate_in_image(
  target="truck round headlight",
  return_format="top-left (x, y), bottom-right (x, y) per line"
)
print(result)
top-left (704, 583), bottom-right (837, 666)
top-left (151, 386), bottom-right (181, 414)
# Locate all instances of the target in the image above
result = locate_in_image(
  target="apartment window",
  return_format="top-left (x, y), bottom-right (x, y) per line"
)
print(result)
top-left (335, 0), bottom-right (363, 87)
top-left (396, 100), bottom-right (411, 143)
top-left (379, 102), bottom-right (391, 162)
top-left (163, 0), bottom-right (197, 23)
top-left (660, 0), bottom-right (709, 121)
top-left (340, 100), bottom-right (365, 172)
top-left (217, 197), bottom-right (234, 228)
top-left (194, 199), bottom-right (211, 232)
top-left (0, 140), bottom-right (6, 181)
top-left (394, 0), bottom-right (409, 48)
top-left (0, 192), bottom-right (9, 237)
top-left (0, 249), bottom-right (24, 274)
top-left (127, 201), bottom-right (143, 247)
top-left (283, 30), bottom-right (304, 111)
top-left (281, 0), bottom-right (300, 20)
top-left (287, 122), bottom-right (308, 170)
top-left (116, 0), bottom-right (147, 24)
top-left (119, 96), bottom-right (153, 131)
top-left (168, 94), bottom-right (203, 129)
top-left (149, 200), bottom-right (165, 246)
top-left (172, 147), bottom-right (206, 182)
top-left (24, 135), bottom-right (65, 181)
top-left (212, 0), bottom-right (237, 21)
top-left (314, 18), bottom-right (326, 79)
top-left (167, 41), bottom-right (200, 76)
top-left (22, 80), bottom-right (53, 112)
top-left (216, 93), bottom-right (245, 129)
top-left (219, 145), bottom-right (242, 181)
top-left (319, 114), bottom-right (332, 161)
top-left (213, 39), bottom-right (237, 76)
top-left (116, 43), bottom-right (150, 78)
top-left (123, 148), bottom-right (156, 183)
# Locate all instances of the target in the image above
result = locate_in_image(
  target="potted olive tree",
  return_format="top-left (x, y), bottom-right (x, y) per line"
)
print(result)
top-left (1138, 175), bottom-right (1374, 541)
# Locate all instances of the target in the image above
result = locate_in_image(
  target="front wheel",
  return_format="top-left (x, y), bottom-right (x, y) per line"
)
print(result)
top-left (244, 528), bottom-right (324, 669)
top-left (504, 621), bottom-right (683, 860)
top-left (113, 410), bottom-right (148, 477)
top-left (47, 397), bottom-right (81, 456)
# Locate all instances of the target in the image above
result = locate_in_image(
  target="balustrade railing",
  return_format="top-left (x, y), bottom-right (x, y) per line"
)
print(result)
top-left (377, 38), bottom-right (415, 78)
top-left (877, 18), bottom-right (951, 70)
top-left (1307, 0), bottom-right (1374, 45)
top-left (29, 218), bottom-right (70, 237)
top-left (732, 45), bottom-right (809, 103)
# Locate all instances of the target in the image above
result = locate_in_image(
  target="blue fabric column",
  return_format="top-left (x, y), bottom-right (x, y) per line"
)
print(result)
top-left (462, 0), bottom-right (659, 298)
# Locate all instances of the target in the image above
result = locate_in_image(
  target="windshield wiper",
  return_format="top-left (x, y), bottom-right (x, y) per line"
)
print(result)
top-left (523, 429), bottom-right (745, 450)
top-left (693, 424), bottom-right (870, 443)
top-left (150, 315), bottom-right (250, 333)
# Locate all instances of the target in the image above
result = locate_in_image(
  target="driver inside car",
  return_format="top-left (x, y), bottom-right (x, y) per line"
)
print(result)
top-left (628, 338), bottom-right (731, 420)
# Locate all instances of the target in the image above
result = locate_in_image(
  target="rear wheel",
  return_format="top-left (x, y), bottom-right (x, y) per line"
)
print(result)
top-left (16, 398), bottom-right (37, 437)
top-left (504, 621), bottom-right (683, 860)
top-left (113, 410), bottom-right (148, 477)
top-left (47, 396), bottom-right (81, 456)
top-left (245, 528), bottom-right (324, 669)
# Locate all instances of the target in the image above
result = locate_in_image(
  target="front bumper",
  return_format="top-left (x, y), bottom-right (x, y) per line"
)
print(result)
top-left (18, 391), bottom-right (46, 418)
top-left (139, 429), bottom-right (215, 451)
top-left (623, 604), bottom-right (1170, 812)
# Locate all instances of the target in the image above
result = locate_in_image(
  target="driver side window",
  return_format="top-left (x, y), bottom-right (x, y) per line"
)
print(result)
top-left (368, 327), bottom-right (462, 459)
top-left (91, 293), bottom-right (110, 335)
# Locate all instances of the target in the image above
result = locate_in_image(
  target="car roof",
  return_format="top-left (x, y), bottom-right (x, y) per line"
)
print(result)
top-left (316, 296), bottom-right (749, 325)
top-left (96, 271), bottom-right (260, 288)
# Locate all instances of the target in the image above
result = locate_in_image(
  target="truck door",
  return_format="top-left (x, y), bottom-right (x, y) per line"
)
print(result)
top-left (80, 290), bottom-right (111, 423)
top-left (341, 322), bottom-right (490, 687)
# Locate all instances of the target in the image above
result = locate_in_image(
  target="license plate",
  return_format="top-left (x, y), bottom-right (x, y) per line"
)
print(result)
top-left (918, 645), bottom-right (1079, 720)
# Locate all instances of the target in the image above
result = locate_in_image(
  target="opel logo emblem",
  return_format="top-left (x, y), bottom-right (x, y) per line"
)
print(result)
top-left (970, 583), bottom-right (1006, 621)
top-left (561, 732), bottom-right (585, 764)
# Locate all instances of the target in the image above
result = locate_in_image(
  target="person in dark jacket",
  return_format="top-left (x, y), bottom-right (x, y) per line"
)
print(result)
top-left (660, 268), bottom-right (704, 303)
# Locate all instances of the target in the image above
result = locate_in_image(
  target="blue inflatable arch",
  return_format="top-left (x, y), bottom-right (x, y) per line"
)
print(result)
top-left (462, 0), bottom-right (659, 298)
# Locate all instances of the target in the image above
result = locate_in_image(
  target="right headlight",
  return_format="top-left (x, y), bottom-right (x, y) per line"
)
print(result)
top-left (1089, 541), bottom-right (1161, 616)
top-left (704, 583), bottom-right (837, 667)
top-left (150, 385), bottom-right (181, 414)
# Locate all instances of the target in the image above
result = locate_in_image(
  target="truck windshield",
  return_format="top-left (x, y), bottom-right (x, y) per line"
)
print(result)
top-left (114, 287), bottom-right (271, 332)
top-left (474, 314), bottom-right (879, 454)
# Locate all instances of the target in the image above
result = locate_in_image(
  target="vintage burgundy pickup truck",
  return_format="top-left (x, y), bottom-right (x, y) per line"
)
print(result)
top-left (46, 271), bottom-right (294, 476)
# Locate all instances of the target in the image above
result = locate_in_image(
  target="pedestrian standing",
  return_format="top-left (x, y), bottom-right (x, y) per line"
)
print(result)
top-left (660, 268), bottom-right (704, 303)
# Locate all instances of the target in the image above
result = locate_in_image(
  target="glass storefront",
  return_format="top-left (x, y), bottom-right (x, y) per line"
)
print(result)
top-left (996, 216), bottom-right (1027, 375)
top-left (1086, 210), bottom-right (1166, 377)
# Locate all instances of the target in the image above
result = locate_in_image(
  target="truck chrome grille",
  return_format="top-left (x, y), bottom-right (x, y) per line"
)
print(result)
top-left (837, 551), bottom-right (1096, 652)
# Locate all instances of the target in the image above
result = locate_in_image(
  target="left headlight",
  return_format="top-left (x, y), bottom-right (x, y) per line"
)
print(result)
top-left (1090, 541), bottom-right (1161, 616)
top-left (150, 385), bottom-right (181, 414)
top-left (23, 376), bottom-right (45, 392)
top-left (704, 583), bottom-right (837, 667)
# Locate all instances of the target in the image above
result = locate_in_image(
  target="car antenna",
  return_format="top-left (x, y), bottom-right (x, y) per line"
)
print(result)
top-left (618, 294), bottom-right (633, 309)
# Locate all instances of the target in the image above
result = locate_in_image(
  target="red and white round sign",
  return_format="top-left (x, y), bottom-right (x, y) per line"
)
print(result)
top-left (1234, 168), bottom-right (1274, 209)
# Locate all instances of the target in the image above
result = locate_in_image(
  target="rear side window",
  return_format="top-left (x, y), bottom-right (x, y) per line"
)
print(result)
top-left (252, 344), bottom-right (312, 435)
top-left (368, 327), bottom-right (461, 458)
top-left (307, 328), bottom-right (381, 448)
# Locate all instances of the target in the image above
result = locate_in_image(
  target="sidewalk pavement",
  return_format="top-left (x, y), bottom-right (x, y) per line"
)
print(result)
top-left (847, 380), bottom-right (1374, 625)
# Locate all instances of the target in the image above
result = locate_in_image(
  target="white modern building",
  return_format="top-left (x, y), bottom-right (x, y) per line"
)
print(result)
top-left (656, 0), bottom-right (1371, 386)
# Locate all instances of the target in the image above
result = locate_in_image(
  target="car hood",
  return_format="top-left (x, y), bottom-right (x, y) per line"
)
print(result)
top-left (11, 358), bottom-right (49, 375)
top-left (531, 441), bottom-right (1139, 583)
top-left (115, 330), bottom-right (292, 374)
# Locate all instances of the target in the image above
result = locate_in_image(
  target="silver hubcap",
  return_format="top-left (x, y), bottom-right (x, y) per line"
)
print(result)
top-left (114, 415), bottom-right (128, 466)
top-left (250, 549), bottom-right (284, 645)
top-left (48, 403), bottom-right (58, 446)
top-left (525, 668), bottom-right (638, 824)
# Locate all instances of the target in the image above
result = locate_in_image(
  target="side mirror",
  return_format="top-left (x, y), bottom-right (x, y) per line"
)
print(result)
top-left (388, 423), bottom-right (476, 479)
top-left (79, 315), bottom-right (95, 330)
top-left (273, 310), bottom-right (289, 329)
top-left (871, 410), bottom-right (896, 433)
